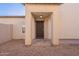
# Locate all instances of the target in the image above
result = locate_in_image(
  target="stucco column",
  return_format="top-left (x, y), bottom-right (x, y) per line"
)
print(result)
top-left (32, 17), bottom-right (35, 40)
top-left (51, 10), bottom-right (60, 46)
top-left (25, 12), bottom-right (32, 46)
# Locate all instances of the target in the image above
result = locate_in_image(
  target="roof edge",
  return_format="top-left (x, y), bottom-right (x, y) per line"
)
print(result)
top-left (26, 3), bottom-right (63, 4)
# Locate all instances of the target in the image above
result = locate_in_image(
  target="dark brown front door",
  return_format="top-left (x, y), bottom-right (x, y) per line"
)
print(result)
top-left (36, 21), bottom-right (44, 39)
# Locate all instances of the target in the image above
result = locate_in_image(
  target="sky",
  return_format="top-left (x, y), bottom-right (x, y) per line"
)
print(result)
top-left (0, 3), bottom-right (25, 16)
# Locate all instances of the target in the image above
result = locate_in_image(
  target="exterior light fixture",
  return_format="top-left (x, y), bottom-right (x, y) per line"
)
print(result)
top-left (22, 25), bottom-right (25, 33)
top-left (40, 15), bottom-right (43, 18)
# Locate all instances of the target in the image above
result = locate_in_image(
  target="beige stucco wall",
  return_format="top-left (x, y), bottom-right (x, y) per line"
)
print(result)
top-left (26, 3), bottom-right (60, 12)
top-left (44, 17), bottom-right (52, 39)
top-left (30, 3), bottom-right (79, 40)
top-left (59, 3), bottom-right (79, 39)
top-left (0, 17), bottom-right (25, 39)
top-left (43, 3), bottom-right (79, 40)
top-left (0, 23), bottom-right (12, 44)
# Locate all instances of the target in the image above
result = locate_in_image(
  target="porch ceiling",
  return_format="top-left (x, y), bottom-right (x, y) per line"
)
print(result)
top-left (31, 12), bottom-right (52, 19)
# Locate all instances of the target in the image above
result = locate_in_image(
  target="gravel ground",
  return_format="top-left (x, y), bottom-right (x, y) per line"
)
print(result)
top-left (0, 39), bottom-right (79, 56)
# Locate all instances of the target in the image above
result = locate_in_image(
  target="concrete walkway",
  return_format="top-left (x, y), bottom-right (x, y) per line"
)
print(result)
top-left (0, 39), bottom-right (79, 56)
top-left (32, 39), bottom-right (51, 46)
